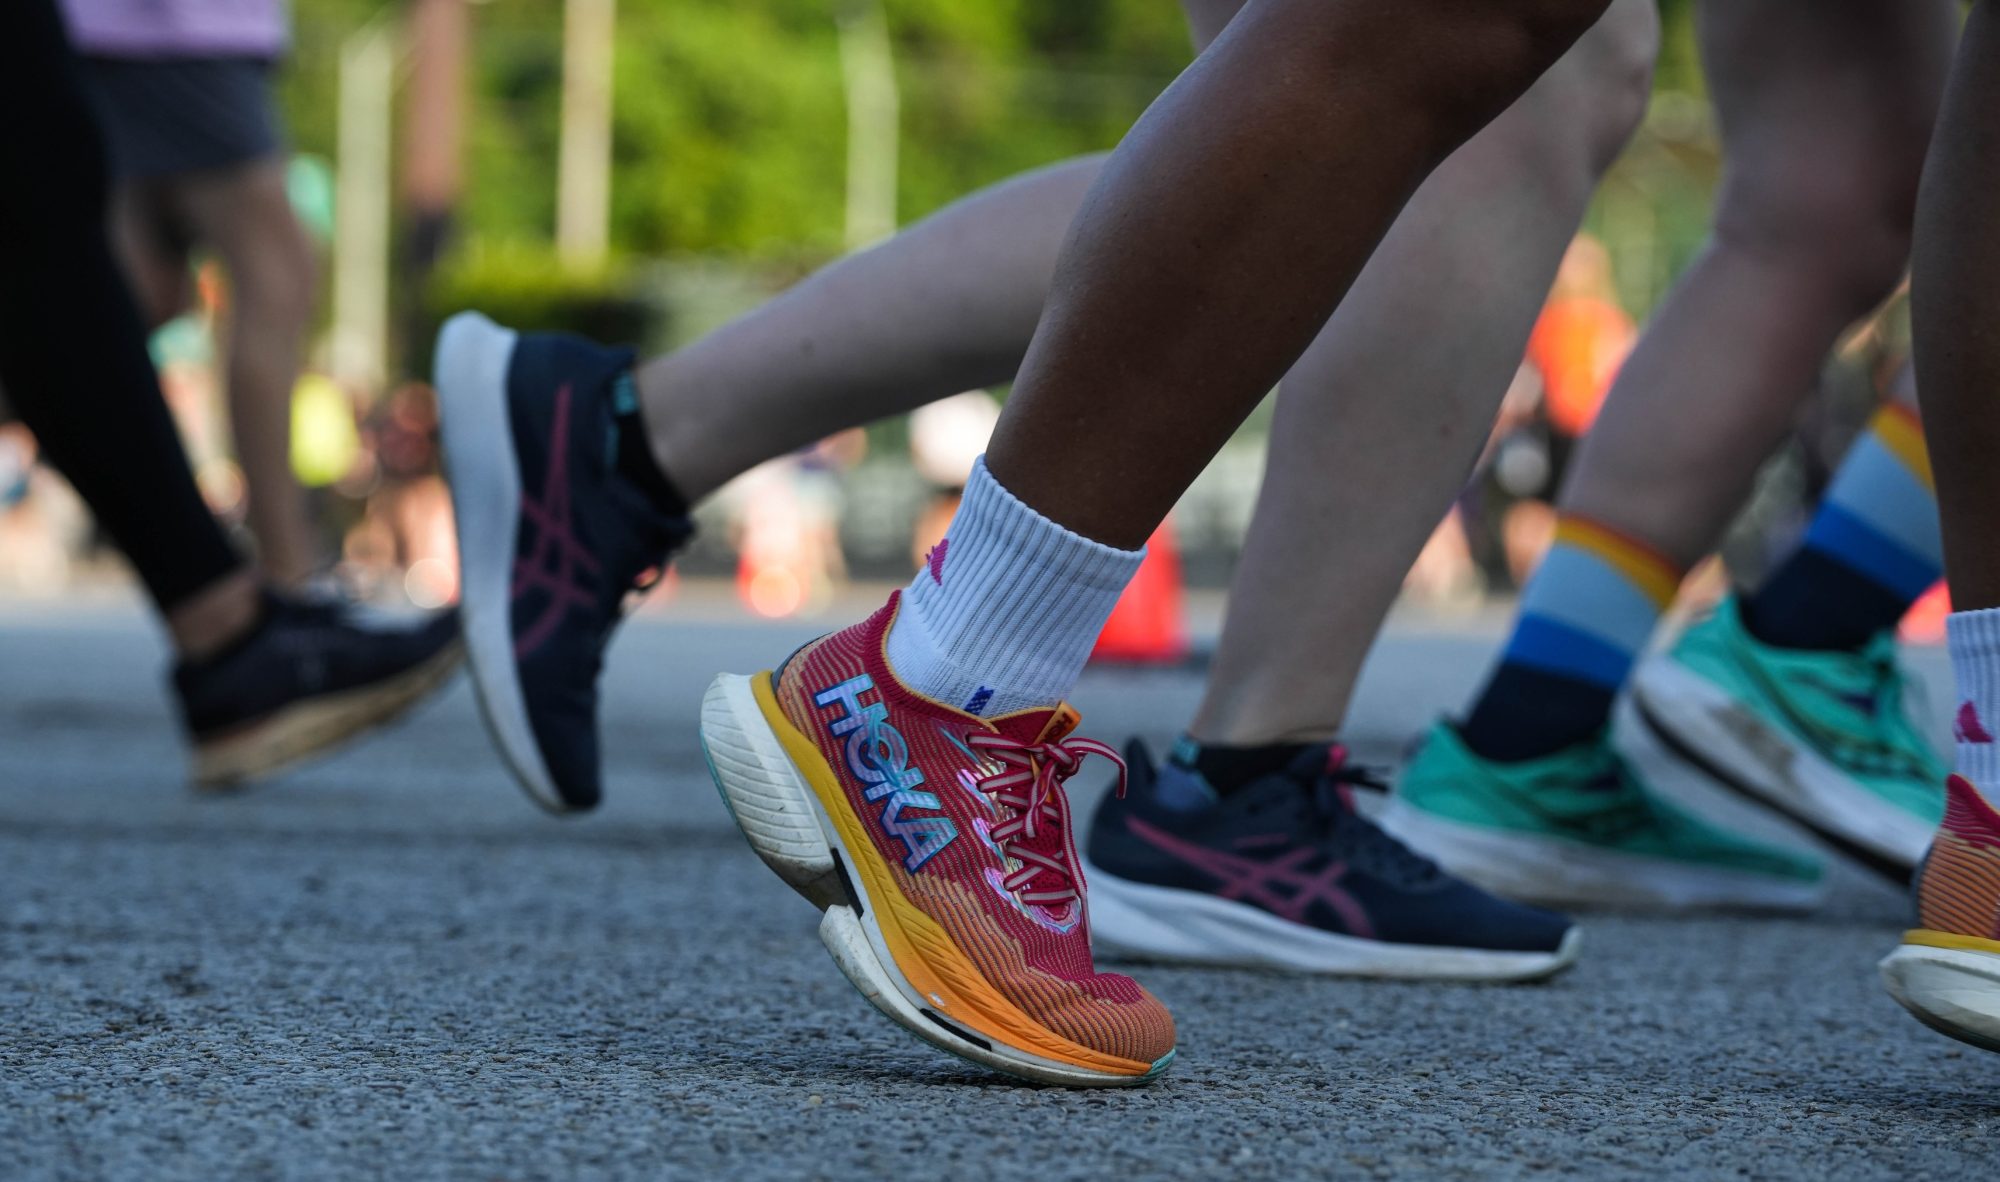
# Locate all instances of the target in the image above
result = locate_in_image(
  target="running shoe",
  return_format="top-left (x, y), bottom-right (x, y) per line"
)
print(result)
top-left (698, 595), bottom-right (1176, 1087)
top-left (434, 312), bottom-right (694, 812)
top-left (1631, 596), bottom-right (1943, 880)
top-left (1382, 720), bottom-right (1824, 911)
top-left (1083, 740), bottom-right (1580, 981)
top-left (174, 592), bottom-right (463, 788)
top-left (1881, 775), bottom-right (2000, 1053)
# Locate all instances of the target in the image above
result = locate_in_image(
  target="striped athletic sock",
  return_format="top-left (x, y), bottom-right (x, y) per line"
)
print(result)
top-left (1744, 402), bottom-right (1940, 652)
top-left (1459, 514), bottom-right (1682, 762)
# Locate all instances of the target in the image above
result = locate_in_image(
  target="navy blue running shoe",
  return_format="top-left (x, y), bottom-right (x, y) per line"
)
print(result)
top-left (1084, 740), bottom-right (1582, 980)
top-left (175, 592), bottom-right (462, 789)
top-left (434, 313), bottom-right (694, 812)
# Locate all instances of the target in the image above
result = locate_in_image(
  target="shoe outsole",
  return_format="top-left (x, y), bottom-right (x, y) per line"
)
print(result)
top-left (698, 671), bottom-right (1173, 1088)
top-left (1377, 798), bottom-right (1826, 914)
top-left (1084, 867), bottom-right (1583, 982)
top-left (193, 637), bottom-right (465, 789)
top-left (434, 312), bottom-right (572, 815)
top-left (1881, 942), bottom-right (2000, 1055)
top-left (1631, 657), bottom-right (1933, 884)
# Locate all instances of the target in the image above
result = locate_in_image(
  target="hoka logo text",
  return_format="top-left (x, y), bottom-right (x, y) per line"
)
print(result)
top-left (814, 675), bottom-right (959, 870)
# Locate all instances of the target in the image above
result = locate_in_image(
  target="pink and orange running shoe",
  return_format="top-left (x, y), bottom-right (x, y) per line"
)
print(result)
top-left (1881, 775), bottom-right (2000, 1053)
top-left (699, 594), bottom-right (1177, 1086)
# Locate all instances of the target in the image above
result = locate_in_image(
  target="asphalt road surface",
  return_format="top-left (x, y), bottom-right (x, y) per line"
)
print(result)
top-left (2, 596), bottom-right (1994, 1180)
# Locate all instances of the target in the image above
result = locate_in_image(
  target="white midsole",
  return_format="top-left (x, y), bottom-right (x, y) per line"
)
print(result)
top-left (698, 673), bottom-right (1164, 1087)
top-left (1085, 867), bottom-right (1581, 981)
top-left (1632, 656), bottom-right (1937, 870)
top-left (1377, 799), bottom-right (1824, 913)
top-left (1881, 944), bottom-right (2000, 1052)
top-left (434, 312), bottom-right (564, 812)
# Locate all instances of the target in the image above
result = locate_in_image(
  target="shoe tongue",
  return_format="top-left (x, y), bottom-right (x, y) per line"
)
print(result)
top-left (988, 703), bottom-right (1081, 745)
top-left (1282, 742), bottom-right (1342, 782)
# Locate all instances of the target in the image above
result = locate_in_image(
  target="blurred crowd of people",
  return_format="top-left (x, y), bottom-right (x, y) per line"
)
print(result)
top-left (0, 210), bottom-right (1912, 623)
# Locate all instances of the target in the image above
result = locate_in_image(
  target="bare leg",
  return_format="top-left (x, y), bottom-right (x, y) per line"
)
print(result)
top-left (1914, 6), bottom-right (2000, 609)
top-left (1880, 0), bottom-right (2000, 1055)
top-left (1554, 0), bottom-right (1952, 567)
top-left (175, 159), bottom-right (324, 585)
top-left (1190, 0), bottom-right (1657, 744)
top-left (106, 183), bottom-right (195, 329)
top-left (165, 570), bottom-right (264, 660)
top-left (987, 0), bottom-right (1611, 548)
top-left (639, 157), bottom-right (1104, 502)
top-left (640, 0), bottom-right (1609, 514)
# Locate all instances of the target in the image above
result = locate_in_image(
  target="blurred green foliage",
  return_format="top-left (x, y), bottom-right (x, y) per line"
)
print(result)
top-left (281, 0), bottom-right (1719, 366)
top-left (288, 0), bottom-right (1197, 261)
top-left (287, 1), bottom-right (1707, 252)
top-left (412, 243), bottom-right (653, 377)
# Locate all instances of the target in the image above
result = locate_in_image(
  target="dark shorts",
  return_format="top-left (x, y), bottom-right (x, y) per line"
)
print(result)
top-left (81, 56), bottom-right (283, 180)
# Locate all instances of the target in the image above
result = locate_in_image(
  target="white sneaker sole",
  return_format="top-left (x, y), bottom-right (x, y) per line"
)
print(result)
top-left (1376, 799), bottom-right (1825, 913)
top-left (1632, 656), bottom-right (1936, 878)
top-left (698, 672), bottom-right (1172, 1088)
top-left (434, 312), bottom-right (566, 813)
top-left (1084, 868), bottom-right (1582, 982)
top-left (1881, 943), bottom-right (2000, 1054)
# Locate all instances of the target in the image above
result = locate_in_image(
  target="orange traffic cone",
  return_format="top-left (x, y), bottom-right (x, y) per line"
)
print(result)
top-left (1901, 579), bottom-right (1950, 646)
top-left (1092, 522), bottom-right (1190, 664)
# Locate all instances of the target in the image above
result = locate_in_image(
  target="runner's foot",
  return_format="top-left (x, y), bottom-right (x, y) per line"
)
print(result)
top-left (699, 595), bottom-right (1176, 1086)
top-left (1084, 740), bottom-right (1580, 981)
top-left (1881, 775), bottom-right (2000, 1053)
top-left (175, 592), bottom-right (462, 788)
top-left (434, 312), bottom-right (694, 812)
top-left (1383, 720), bottom-right (1824, 911)
top-left (1632, 596), bottom-right (1943, 880)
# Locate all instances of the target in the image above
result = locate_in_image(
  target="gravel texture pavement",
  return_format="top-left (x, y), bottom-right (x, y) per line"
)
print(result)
top-left (2, 599), bottom-right (1994, 1180)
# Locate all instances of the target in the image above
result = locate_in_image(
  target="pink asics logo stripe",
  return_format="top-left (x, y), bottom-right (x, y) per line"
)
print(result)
top-left (1124, 814), bottom-right (1374, 938)
top-left (1957, 702), bottom-right (1995, 744)
top-left (512, 384), bottom-right (605, 659)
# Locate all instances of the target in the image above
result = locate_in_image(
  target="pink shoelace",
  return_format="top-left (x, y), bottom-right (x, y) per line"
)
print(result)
top-left (965, 732), bottom-right (1125, 909)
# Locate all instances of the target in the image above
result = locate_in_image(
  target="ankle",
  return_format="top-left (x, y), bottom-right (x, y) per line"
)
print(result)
top-left (1170, 735), bottom-right (1316, 794)
top-left (1458, 665), bottom-right (1616, 763)
top-left (165, 569), bottom-right (264, 662)
top-left (883, 457), bottom-right (1142, 716)
top-left (611, 371), bottom-right (691, 517)
top-left (1949, 607), bottom-right (2000, 802)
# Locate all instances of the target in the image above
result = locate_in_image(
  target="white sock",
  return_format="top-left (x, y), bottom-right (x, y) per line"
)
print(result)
top-left (884, 456), bottom-right (1143, 716)
top-left (1948, 606), bottom-right (2000, 801)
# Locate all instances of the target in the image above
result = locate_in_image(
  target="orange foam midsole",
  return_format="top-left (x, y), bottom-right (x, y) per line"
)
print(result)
top-left (751, 673), bottom-right (1151, 1076)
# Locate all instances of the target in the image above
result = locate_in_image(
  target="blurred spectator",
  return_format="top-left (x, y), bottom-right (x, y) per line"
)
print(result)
top-left (1456, 234), bottom-right (1635, 593)
top-left (61, 0), bottom-right (326, 586)
top-left (341, 382), bottom-right (459, 609)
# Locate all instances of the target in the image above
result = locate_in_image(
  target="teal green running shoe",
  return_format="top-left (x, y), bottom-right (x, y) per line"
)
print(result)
top-left (1381, 720), bottom-right (1824, 911)
top-left (1630, 596), bottom-right (1944, 880)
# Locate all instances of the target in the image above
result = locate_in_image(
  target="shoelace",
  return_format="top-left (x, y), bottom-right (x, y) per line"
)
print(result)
top-left (1306, 746), bottom-right (1442, 886)
top-left (966, 732), bottom-right (1125, 909)
top-left (1722, 619), bottom-right (1932, 775)
top-left (1557, 748), bottom-right (1664, 842)
top-left (1790, 638), bottom-right (1933, 775)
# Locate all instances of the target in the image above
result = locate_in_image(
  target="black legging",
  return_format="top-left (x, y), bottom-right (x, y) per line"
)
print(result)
top-left (0, 0), bottom-right (242, 611)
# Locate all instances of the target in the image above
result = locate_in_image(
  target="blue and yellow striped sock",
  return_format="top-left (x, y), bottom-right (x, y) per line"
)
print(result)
top-left (1745, 401), bottom-right (1940, 652)
top-left (1460, 514), bottom-right (1682, 762)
